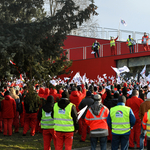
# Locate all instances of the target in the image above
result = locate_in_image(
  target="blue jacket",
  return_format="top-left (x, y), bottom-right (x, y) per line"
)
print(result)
top-left (107, 102), bottom-right (136, 135)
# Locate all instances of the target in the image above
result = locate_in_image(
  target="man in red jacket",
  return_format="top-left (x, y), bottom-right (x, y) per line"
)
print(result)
top-left (142, 32), bottom-right (149, 51)
top-left (69, 84), bottom-right (86, 135)
top-left (126, 90), bottom-right (143, 149)
top-left (1, 91), bottom-right (16, 136)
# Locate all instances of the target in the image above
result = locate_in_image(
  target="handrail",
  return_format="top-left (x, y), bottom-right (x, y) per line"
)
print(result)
top-left (65, 40), bottom-right (146, 60)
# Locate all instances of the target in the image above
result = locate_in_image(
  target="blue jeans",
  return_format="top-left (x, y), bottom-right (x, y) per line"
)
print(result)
top-left (111, 134), bottom-right (129, 150)
top-left (129, 45), bottom-right (134, 53)
top-left (90, 136), bottom-right (107, 150)
top-left (140, 125), bottom-right (146, 150)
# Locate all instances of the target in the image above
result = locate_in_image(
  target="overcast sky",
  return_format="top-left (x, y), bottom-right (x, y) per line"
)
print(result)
top-left (94, 0), bottom-right (150, 33)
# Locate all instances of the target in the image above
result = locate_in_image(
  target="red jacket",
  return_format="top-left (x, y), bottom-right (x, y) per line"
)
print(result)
top-left (38, 88), bottom-right (45, 98)
top-left (142, 112), bottom-right (148, 130)
top-left (1, 95), bottom-right (16, 118)
top-left (49, 88), bottom-right (62, 102)
top-left (43, 88), bottom-right (50, 100)
top-left (126, 96), bottom-right (143, 120)
top-left (69, 85), bottom-right (86, 112)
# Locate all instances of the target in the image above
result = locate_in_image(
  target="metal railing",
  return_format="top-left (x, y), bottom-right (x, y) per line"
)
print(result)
top-left (65, 41), bottom-right (149, 61)
top-left (70, 26), bottom-right (150, 42)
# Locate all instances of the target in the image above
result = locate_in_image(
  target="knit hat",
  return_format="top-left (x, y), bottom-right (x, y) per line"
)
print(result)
top-left (62, 90), bottom-right (69, 99)
top-left (118, 95), bottom-right (126, 103)
top-left (47, 95), bottom-right (54, 104)
top-left (93, 94), bottom-right (101, 101)
top-left (86, 91), bottom-right (91, 97)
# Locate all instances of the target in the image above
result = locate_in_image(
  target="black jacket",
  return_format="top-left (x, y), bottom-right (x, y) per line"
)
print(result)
top-left (37, 101), bottom-right (54, 121)
top-left (52, 98), bottom-right (79, 131)
top-left (78, 97), bottom-right (94, 119)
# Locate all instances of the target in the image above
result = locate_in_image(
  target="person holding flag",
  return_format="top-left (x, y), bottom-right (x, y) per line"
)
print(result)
top-left (92, 40), bottom-right (100, 58)
top-left (127, 35), bottom-right (135, 53)
top-left (110, 36), bottom-right (119, 56)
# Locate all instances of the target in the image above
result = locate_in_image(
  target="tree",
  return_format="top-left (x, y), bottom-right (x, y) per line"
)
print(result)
top-left (0, 0), bottom-right (98, 83)
top-left (44, 0), bottom-right (99, 38)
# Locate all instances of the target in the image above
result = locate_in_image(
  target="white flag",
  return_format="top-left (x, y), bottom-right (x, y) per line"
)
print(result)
top-left (118, 66), bottom-right (130, 74)
top-left (121, 19), bottom-right (127, 26)
top-left (146, 74), bottom-right (150, 82)
top-left (77, 106), bottom-right (88, 120)
top-left (111, 66), bottom-right (120, 75)
top-left (111, 66), bottom-right (130, 75)
top-left (91, 51), bottom-right (95, 54)
top-left (140, 65), bottom-right (146, 78)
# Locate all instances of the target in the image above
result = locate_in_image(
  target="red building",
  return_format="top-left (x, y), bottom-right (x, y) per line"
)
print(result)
top-left (62, 35), bottom-right (150, 79)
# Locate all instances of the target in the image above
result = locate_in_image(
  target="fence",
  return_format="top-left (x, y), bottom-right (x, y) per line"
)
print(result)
top-left (70, 26), bottom-right (150, 42)
top-left (65, 41), bottom-right (146, 61)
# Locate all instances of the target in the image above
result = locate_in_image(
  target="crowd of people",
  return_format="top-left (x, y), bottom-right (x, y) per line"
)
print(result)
top-left (92, 32), bottom-right (150, 57)
top-left (0, 78), bottom-right (150, 150)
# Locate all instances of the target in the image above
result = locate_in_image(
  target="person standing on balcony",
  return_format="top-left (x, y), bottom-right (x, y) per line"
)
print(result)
top-left (92, 40), bottom-right (100, 58)
top-left (127, 35), bottom-right (135, 53)
top-left (142, 32), bottom-right (149, 51)
top-left (110, 36), bottom-right (119, 56)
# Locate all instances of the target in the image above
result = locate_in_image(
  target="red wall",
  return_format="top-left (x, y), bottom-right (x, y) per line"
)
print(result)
top-left (60, 50), bottom-right (150, 80)
top-left (60, 35), bottom-right (149, 80)
top-left (64, 35), bottom-right (145, 60)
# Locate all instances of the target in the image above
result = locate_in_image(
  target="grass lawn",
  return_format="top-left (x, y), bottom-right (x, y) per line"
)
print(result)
top-left (0, 128), bottom-right (91, 150)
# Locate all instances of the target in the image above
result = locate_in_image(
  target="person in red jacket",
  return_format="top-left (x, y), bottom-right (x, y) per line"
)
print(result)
top-left (38, 87), bottom-right (45, 99)
top-left (1, 91), bottom-right (16, 136)
top-left (69, 84), bottom-right (86, 135)
top-left (85, 94), bottom-right (109, 150)
top-left (10, 87), bottom-right (20, 133)
top-left (126, 90), bottom-right (144, 149)
top-left (142, 32), bottom-right (149, 51)
top-left (49, 88), bottom-right (62, 102)
top-left (43, 88), bottom-right (50, 100)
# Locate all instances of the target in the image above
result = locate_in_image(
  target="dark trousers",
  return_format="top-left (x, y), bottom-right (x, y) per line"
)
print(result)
top-left (129, 45), bottom-right (134, 53)
top-left (111, 134), bottom-right (129, 150)
top-left (140, 124), bottom-right (146, 150)
top-left (94, 50), bottom-right (99, 58)
top-left (147, 139), bottom-right (150, 150)
top-left (90, 136), bottom-right (107, 150)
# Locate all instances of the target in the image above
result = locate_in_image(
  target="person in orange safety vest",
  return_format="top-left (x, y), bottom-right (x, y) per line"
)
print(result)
top-left (85, 94), bottom-right (109, 150)
top-left (142, 32), bottom-right (149, 51)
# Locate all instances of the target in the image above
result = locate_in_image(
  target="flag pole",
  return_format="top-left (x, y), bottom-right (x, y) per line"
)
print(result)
top-left (118, 19), bottom-right (121, 40)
